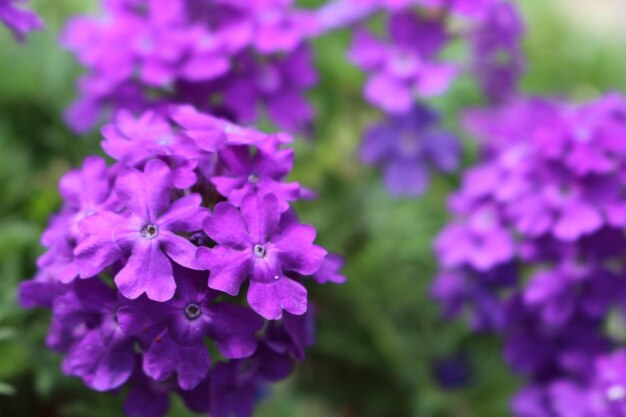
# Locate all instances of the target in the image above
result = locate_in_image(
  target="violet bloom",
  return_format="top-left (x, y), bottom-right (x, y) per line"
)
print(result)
top-left (53, 279), bottom-right (135, 391)
top-left (523, 259), bottom-right (618, 327)
top-left (0, 0), bottom-right (43, 41)
top-left (62, 0), bottom-right (317, 132)
top-left (117, 267), bottom-right (264, 390)
top-left (75, 159), bottom-right (207, 302)
top-left (211, 139), bottom-right (301, 210)
top-left (101, 110), bottom-right (201, 189)
top-left (36, 156), bottom-right (116, 284)
top-left (223, 47), bottom-right (318, 132)
top-left (435, 204), bottom-right (515, 271)
top-left (349, 11), bottom-right (456, 113)
top-left (198, 193), bottom-right (326, 320)
top-left (360, 105), bottom-right (460, 196)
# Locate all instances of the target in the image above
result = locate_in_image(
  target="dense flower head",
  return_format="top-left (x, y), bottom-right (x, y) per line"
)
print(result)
top-left (0, 0), bottom-right (43, 41)
top-left (62, 0), bottom-right (319, 133)
top-left (360, 104), bottom-right (460, 196)
top-left (432, 93), bottom-right (626, 416)
top-left (19, 105), bottom-right (344, 417)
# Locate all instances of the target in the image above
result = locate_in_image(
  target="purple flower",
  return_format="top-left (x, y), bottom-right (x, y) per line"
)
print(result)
top-left (211, 139), bottom-right (300, 210)
top-left (198, 193), bottom-right (326, 319)
top-left (223, 47), bottom-right (318, 132)
top-left (62, 0), bottom-right (317, 132)
top-left (523, 259), bottom-right (618, 327)
top-left (435, 204), bottom-right (514, 271)
top-left (349, 11), bottom-right (456, 113)
top-left (53, 279), bottom-right (135, 391)
top-left (36, 156), bottom-right (116, 284)
top-left (117, 267), bottom-right (263, 389)
top-left (75, 159), bottom-right (207, 301)
top-left (0, 0), bottom-right (43, 41)
top-left (360, 105), bottom-right (460, 196)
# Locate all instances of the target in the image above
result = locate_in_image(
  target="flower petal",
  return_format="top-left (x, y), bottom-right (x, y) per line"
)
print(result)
top-left (115, 241), bottom-right (175, 302)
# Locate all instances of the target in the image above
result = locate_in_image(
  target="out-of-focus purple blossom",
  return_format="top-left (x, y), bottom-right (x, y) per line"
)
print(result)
top-left (361, 105), bottom-right (460, 196)
top-left (54, 279), bottom-right (135, 391)
top-left (433, 94), bottom-right (626, 417)
top-left (0, 0), bottom-right (43, 41)
top-left (223, 47), bottom-right (318, 132)
top-left (62, 0), bottom-right (318, 133)
top-left (349, 11), bottom-right (456, 114)
top-left (336, 0), bottom-right (524, 112)
top-left (20, 106), bottom-right (344, 416)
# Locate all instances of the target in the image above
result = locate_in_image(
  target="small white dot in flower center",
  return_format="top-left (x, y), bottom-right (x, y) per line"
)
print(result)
top-left (607, 385), bottom-right (626, 402)
top-left (248, 174), bottom-right (260, 184)
top-left (141, 224), bottom-right (159, 239)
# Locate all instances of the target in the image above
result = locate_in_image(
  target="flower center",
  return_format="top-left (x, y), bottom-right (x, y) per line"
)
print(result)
top-left (184, 303), bottom-right (202, 320)
top-left (248, 174), bottom-right (260, 184)
top-left (141, 224), bottom-right (159, 239)
top-left (253, 244), bottom-right (266, 258)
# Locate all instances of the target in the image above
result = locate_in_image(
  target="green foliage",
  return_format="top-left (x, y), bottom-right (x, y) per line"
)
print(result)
top-left (0, 0), bottom-right (624, 416)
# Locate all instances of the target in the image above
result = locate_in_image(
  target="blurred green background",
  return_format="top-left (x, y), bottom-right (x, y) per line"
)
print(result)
top-left (1, 1), bottom-right (625, 416)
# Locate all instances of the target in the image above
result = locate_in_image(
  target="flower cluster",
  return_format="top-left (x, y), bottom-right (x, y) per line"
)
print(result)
top-left (343, 0), bottom-right (524, 111)
top-left (0, 0), bottom-right (43, 41)
top-left (19, 105), bottom-right (344, 417)
top-left (317, 0), bottom-right (523, 196)
top-left (432, 94), bottom-right (626, 416)
top-left (62, 0), bottom-right (318, 133)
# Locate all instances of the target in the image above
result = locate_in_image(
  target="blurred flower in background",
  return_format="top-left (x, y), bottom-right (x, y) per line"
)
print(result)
top-left (0, 0), bottom-right (43, 41)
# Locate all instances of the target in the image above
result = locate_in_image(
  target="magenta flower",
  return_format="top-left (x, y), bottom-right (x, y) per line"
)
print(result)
top-left (75, 159), bottom-right (207, 301)
top-left (118, 268), bottom-right (263, 390)
top-left (349, 11), bottom-right (456, 113)
top-left (360, 105), bottom-right (460, 197)
top-left (198, 193), bottom-right (326, 319)
top-left (36, 156), bottom-right (116, 284)
top-left (53, 279), bottom-right (135, 391)
top-left (0, 0), bottom-right (43, 41)
top-left (211, 139), bottom-right (300, 210)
